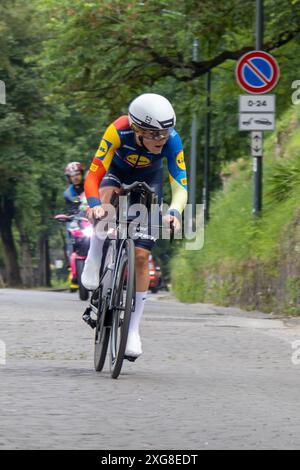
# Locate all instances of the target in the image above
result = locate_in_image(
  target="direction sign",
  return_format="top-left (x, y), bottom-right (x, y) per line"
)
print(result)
top-left (239, 113), bottom-right (275, 131)
top-left (236, 51), bottom-right (280, 94)
top-left (251, 131), bottom-right (263, 156)
top-left (239, 94), bottom-right (275, 113)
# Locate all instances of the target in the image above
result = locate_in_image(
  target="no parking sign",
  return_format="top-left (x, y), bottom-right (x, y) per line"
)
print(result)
top-left (236, 50), bottom-right (279, 94)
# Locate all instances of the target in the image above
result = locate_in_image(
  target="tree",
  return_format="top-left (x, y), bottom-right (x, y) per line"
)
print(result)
top-left (0, 1), bottom-right (96, 286)
top-left (37, 0), bottom-right (300, 190)
top-left (37, 0), bottom-right (300, 109)
top-left (2, 0), bottom-right (300, 286)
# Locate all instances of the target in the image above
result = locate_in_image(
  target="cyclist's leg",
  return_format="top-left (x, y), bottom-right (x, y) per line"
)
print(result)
top-left (81, 174), bottom-right (121, 290)
top-left (125, 170), bottom-right (163, 356)
top-left (125, 241), bottom-right (155, 357)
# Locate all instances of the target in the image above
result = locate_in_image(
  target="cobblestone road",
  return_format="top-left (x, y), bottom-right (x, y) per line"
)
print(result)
top-left (0, 288), bottom-right (300, 450)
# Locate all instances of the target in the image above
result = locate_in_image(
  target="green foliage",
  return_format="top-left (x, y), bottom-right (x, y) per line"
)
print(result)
top-left (33, 0), bottom-right (300, 200)
top-left (266, 120), bottom-right (300, 203)
top-left (2, 0), bottom-right (300, 286)
top-left (0, 1), bottom-right (97, 283)
top-left (267, 160), bottom-right (300, 203)
top-left (172, 103), bottom-right (300, 314)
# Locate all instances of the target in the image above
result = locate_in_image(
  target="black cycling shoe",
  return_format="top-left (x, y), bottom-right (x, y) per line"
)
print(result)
top-left (82, 307), bottom-right (96, 329)
top-left (124, 355), bottom-right (138, 362)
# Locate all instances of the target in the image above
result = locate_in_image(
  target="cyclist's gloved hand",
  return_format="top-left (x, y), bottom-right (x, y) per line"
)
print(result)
top-left (162, 214), bottom-right (181, 233)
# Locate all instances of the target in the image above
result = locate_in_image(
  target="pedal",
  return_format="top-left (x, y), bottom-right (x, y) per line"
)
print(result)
top-left (91, 287), bottom-right (101, 308)
top-left (91, 294), bottom-right (99, 308)
top-left (82, 307), bottom-right (96, 329)
top-left (124, 355), bottom-right (137, 362)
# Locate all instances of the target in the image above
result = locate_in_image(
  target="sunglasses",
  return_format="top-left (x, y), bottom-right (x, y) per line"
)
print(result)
top-left (139, 128), bottom-right (172, 141)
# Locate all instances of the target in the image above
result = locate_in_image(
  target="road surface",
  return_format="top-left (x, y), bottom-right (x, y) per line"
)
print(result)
top-left (0, 288), bottom-right (300, 450)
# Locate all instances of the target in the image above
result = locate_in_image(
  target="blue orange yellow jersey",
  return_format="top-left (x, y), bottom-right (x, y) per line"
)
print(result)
top-left (85, 115), bottom-right (188, 217)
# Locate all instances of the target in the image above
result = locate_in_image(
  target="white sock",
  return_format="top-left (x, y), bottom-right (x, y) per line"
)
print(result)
top-left (85, 232), bottom-right (105, 266)
top-left (81, 232), bottom-right (106, 290)
top-left (129, 291), bottom-right (148, 334)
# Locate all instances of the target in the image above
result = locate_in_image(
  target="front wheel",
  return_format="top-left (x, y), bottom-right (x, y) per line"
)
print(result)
top-left (94, 287), bottom-right (110, 372)
top-left (76, 258), bottom-right (89, 301)
top-left (110, 239), bottom-right (135, 379)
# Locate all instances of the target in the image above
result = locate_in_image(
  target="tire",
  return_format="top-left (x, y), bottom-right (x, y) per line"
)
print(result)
top-left (151, 287), bottom-right (158, 294)
top-left (76, 259), bottom-right (89, 301)
top-left (94, 286), bottom-right (110, 372)
top-left (110, 239), bottom-right (135, 379)
top-left (94, 239), bottom-right (113, 372)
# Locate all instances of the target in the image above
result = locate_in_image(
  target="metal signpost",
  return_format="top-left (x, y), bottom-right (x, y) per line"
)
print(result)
top-left (236, 50), bottom-right (279, 216)
top-left (189, 39), bottom-right (198, 230)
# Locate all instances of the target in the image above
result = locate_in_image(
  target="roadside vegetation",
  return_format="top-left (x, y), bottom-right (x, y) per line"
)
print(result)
top-left (172, 105), bottom-right (300, 315)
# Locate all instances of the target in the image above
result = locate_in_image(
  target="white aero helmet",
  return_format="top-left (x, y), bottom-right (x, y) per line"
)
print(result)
top-left (128, 93), bottom-right (176, 130)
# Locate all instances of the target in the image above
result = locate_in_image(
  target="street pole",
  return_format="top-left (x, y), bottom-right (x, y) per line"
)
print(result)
top-left (189, 39), bottom-right (198, 228)
top-left (253, 0), bottom-right (264, 216)
top-left (203, 70), bottom-right (211, 222)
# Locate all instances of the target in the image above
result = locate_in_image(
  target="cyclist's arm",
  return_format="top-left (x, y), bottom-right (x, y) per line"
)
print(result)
top-left (166, 134), bottom-right (188, 220)
top-left (84, 122), bottom-right (121, 207)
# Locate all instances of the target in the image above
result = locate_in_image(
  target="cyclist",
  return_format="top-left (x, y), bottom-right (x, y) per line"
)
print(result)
top-left (82, 93), bottom-right (188, 358)
top-left (64, 162), bottom-right (85, 215)
top-left (64, 162), bottom-right (86, 288)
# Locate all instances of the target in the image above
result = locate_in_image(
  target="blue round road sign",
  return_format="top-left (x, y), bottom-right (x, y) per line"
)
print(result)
top-left (236, 50), bottom-right (280, 94)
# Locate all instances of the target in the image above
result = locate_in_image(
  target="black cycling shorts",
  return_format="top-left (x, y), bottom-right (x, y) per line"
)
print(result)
top-left (100, 163), bottom-right (164, 251)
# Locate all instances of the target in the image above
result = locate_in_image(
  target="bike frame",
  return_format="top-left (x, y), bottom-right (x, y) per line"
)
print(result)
top-left (92, 181), bottom-right (174, 376)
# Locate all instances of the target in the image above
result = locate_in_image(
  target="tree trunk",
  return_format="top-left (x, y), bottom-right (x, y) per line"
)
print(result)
top-left (0, 194), bottom-right (22, 287)
top-left (38, 231), bottom-right (51, 287)
top-left (16, 220), bottom-right (35, 288)
top-left (0, 271), bottom-right (4, 287)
